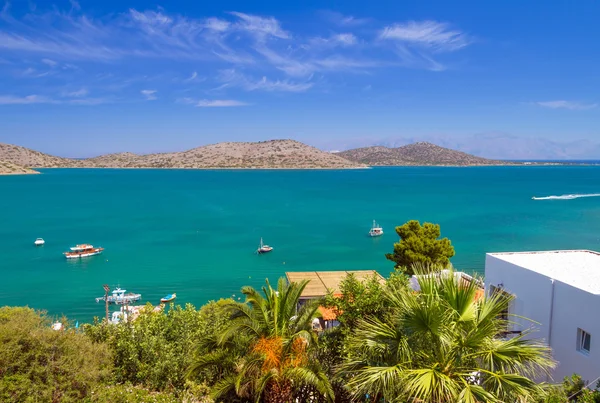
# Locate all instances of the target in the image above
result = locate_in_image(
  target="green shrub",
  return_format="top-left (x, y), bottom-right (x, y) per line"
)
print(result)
top-left (0, 306), bottom-right (112, 402)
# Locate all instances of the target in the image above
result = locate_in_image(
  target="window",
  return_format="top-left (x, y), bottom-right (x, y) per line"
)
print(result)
top-left (577, 328), bottom-right (591, 354)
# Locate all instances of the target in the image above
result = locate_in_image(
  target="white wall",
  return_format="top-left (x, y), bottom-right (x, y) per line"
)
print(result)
top-left (550, 281), bottom-right (600, 382)
top-left (485, 255), bottom-right (553, 342)
top-left (485, 254), bottom-right (600, 383)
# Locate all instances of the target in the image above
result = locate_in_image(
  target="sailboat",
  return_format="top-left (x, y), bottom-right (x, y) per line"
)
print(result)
top-left (256, 238), bottom-right (273, 254)
top-left (368, 220), bottom-right (383, 237)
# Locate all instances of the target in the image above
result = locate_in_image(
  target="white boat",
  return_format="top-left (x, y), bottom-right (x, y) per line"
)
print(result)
top-left (34, 238), bottom-right (45, 246)
top-left (368, 220), bottom-right (383, 237)
top-left (257, 238), bottom-right (273, 254)
top-left (64, 244), bottom-right (104, 259)
top-left (96, 287), bottom-right (142, 304)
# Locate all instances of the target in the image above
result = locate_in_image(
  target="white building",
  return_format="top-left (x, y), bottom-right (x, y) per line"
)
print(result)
top-left (485, 250), bottom-right (600, 383)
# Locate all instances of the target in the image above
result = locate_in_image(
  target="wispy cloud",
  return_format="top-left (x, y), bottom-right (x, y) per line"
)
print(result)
top-left (184, 71), bottom-right (199, 82)
top-left (322, 11), bottom-right (371, 27)
top-left (184, 98), bottom-right (249, 107)
top-left (379, 20), bottom-right (469, 70)
top-left (41, 58), bottom-right (58, 67)
top-left (0, 94), bottom-right (55, 104)
top-left (535, 100), bottom-right (597, 110)
top-left (309, 33), bottom-right (358, 48)
top-left (0, 6), bottom-right (473, 106)
top-left (140, 89), bottom-right (157, 100)
top-left (0, 93), bottom-right (107, 105)
top-left (216, 69), bottom-right (313, 92)
top-left (63, 88), bottom-right (89, 97)
top-left (379, 21), bottom-right (469, 51)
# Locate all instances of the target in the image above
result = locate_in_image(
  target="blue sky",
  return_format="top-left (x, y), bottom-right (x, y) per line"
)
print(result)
top-left (0, 0), bottom-right (599, 158)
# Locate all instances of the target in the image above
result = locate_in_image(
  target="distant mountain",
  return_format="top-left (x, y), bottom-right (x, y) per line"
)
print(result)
top-left (323, 133), bottom-right (600, 161)
top-left (0, 161), bottom-right (39, 175)
top-left (0, 140), bottom-right (366, 169)
top-left (338, 142), bottom-right (503, 166)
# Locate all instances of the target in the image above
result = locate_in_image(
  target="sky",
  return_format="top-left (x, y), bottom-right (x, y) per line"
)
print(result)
top-left (0, 0), bottom-right (599, 158)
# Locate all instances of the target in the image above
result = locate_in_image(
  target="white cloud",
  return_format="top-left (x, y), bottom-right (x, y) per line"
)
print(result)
top-left (229, 12), bottom-right (289, 40)
top-left (309, 33), bottom-right (358, 48)
top-left (140, 89), bottom-right (157, 100)
top-left (195, 99), bottom-right (248, 107)
top-left (63, 88), bottom-right (89, 97)
top-left (184, 71), bottom-right (200, 82)
top-left (535, 100), bottom-right (597, 110)
top-left (216, 69), bottom-right (313, 92)
top-left (41, 58), bottom-right (58, 67)
top-left (323, 11), bottom-right (370, 27)
top-left (0, 94), bottom-right (55, 104)
top-left (379, 21), bottom-right (469, 52)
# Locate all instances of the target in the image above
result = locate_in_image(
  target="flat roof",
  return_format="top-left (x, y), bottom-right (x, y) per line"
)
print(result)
top-left (285, 270), bottom-right (384, 298)
top-left (488, 250), bottom-right (600, 294)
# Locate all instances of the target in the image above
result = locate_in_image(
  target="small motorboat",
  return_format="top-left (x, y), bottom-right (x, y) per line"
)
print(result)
top-left (257, 237), bottom-right (273, 254)
top-left (96, 287), bottom-right (142, 304)
top-left (368, 220), bottom-right (383, 237)
top-left (34, 238), bottom-right (45, 246)
top-left (160, 293), bottom-right (176, 303)
top-left (64, 244), bottom-right (104, 259)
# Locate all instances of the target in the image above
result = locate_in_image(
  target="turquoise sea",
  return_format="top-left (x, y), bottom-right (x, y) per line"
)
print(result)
top-left (1, 167), bottom-right (600, 323)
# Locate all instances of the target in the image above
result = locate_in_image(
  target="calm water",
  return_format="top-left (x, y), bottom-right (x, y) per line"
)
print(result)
top-left (1, 167), bottom-right (600, 322)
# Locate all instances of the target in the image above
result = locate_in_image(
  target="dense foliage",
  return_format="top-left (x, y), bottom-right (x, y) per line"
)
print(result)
top-left (385, 220), bottom-right (455, 275)
top-left (0, 307), bottom-right (112, 403)
top-left (341, 267), bottom-right (554, 402)
top-left (192, 278), bottom-right (334, 403)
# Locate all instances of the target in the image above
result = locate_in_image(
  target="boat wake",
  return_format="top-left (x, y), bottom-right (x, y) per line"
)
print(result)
top-left (532, 193), bottom-right (600, 201)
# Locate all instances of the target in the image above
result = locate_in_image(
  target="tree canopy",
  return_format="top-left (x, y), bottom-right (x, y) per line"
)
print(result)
top-left (385, 220), bottom-right (455, 275)
top-left (340, 266), bottom-right (554, 403)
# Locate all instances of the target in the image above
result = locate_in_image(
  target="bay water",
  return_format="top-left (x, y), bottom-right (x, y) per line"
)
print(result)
top-left (1, 167), bottom-right (599, 322)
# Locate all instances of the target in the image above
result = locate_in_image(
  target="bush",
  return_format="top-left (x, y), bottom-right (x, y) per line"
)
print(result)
top-left (0, 306), bottom-right (112, 403)
top-left (84, 300), bottom-right (232, 396)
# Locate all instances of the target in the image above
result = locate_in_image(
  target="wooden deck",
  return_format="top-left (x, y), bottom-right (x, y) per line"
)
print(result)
top-left (285, 270), bottom-right (385, 299)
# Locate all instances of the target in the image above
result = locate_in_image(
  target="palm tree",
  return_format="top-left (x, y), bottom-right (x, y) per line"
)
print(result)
top-left (193, 278), bottom-right (334, 403)
top-left (340, 266), bottom-right (555, 403)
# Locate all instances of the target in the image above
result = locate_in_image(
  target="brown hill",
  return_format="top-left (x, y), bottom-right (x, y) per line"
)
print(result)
top-left (0, 143), bottom-right (78, 168)
top-left (338, 142), bottom-right (507, 166)
top-left (1, 140), bottom-right (365, 169)
top-left (0, 161), bottom-right (39, 175)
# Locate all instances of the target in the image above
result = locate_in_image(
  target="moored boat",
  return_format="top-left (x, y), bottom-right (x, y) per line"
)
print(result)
top-left (64, 244), bottom-right (104, 259)
top-left (34, 238), bottom-right (45, 246)
top-left (160, 293), bottom-right (176, 303)
top-left (368, 220), bottom-right (383, 237)
top-left (257, 237), bottom-right (273, 254)
top-left (96, 287), bottom-right (142, 304)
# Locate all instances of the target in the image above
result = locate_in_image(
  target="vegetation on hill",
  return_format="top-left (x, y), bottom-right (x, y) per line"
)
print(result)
top-left (385, 220), bottom-right (455, 275)
top-left (338, 142), bottom-right (508, 166)
top-left (0, 140), bottom-right (365, 169)
top-left (1, 223), bottom-right (579, 402)
top-left (0, 160), bottom-right (39, 175)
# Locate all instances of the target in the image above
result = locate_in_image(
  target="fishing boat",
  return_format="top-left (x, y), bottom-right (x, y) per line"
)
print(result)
top-left (160, 293), bottom-right (176, 303)
top-left (64, 244), bottom-right (104, 259)
top-left (256, 238), bottom-right (273, 254)
top-left (368, 220), bottom-right (383, 237)
top-left (95, 287), bottom-right (142, 305)
top-left (34, 238), bottom-right (45, 246)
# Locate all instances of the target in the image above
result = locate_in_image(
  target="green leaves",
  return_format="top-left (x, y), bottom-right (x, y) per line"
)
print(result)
top-left (341, 269), bottom-right (554, 403)
top-left (386, 220), bottom-right (455, 275)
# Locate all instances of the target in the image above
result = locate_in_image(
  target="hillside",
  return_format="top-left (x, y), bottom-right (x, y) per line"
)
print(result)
top-left (0, 143), bottom-right (78, 168)
top-left (338, 142), bottom-right (507, 166)
top-left (0, 140), bottom-right (366, 169)
top-left (0, 161), bottom-right (39, 175)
